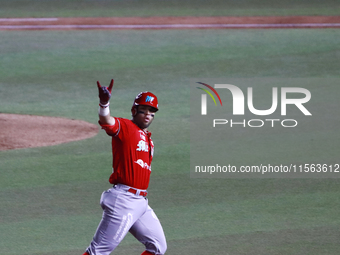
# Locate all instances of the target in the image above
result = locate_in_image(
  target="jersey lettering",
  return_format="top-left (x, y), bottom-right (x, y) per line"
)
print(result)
top-left (135, 159), bottom-right (151, 171)
top-left (137, 140), bottom-right (149, 152)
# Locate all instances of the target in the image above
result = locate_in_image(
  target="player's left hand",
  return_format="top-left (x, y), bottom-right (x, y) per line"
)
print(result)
top-left (97, 79), bottom-right (114, 105)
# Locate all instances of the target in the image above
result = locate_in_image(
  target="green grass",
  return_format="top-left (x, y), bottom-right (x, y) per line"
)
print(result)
top-left (0, 0), bottom-right (339, 17)
top-left (1, 27), bottom-right (340, 254)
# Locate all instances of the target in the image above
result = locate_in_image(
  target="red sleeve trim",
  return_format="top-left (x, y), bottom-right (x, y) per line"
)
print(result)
top-left (98, 118), bottom-right (120, 136)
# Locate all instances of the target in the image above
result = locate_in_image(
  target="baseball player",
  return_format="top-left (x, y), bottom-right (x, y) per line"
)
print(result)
top-left (83, 79), bottom-right (167, 255)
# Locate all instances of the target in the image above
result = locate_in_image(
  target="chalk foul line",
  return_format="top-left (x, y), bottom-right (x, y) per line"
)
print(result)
top-left (1, 23), bottom-right (340, 30)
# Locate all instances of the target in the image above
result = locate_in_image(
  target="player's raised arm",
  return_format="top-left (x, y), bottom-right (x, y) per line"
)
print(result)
top-left (97, 79), bottom-right (115, 126)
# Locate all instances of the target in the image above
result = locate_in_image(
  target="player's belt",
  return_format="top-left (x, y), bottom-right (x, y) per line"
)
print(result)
top-left (128, 188), bottom-right (148, 197)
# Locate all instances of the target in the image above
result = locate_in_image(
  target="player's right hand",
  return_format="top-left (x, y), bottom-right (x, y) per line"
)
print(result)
top-left (97, 79), bottom-right (114, 105)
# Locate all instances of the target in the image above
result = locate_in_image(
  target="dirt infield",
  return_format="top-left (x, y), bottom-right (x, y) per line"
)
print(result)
top-left (1, 15), bottom-right (339, 150)
top-left (1, 16), bottom-right (340, 30)
top-left (0, 114), bottom-right (98, 151)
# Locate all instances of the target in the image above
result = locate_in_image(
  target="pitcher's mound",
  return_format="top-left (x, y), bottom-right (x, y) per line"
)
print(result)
top-left (0, 113), bottom-right (99, 151)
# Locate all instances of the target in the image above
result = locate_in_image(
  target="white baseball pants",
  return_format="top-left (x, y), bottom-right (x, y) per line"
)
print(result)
top-left (85, 184), bottom-right (167, 255)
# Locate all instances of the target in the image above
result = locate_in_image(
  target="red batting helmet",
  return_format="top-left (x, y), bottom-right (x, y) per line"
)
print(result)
top-left (132, 91), bottom-right (159, 112)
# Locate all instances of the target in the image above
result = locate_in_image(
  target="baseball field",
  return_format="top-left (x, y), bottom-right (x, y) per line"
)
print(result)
top-left (1, 0), bottom-right (340, 254)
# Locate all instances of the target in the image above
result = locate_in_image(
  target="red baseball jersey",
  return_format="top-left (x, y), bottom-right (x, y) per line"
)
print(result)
top-left (99, 117), bottom-right (154, 190)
